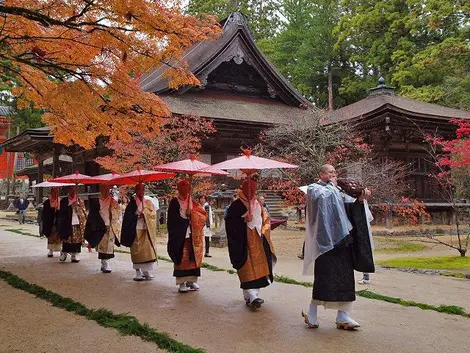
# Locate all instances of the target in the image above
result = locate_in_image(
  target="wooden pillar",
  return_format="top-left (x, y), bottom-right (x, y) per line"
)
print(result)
top-left (52, 147), bottom-right (59, 178)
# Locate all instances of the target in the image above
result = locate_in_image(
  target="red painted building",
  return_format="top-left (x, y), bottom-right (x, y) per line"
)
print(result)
top-left (0, 114), bottom-right (15, 179)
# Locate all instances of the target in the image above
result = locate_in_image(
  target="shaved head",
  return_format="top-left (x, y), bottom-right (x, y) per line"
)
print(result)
top-left (320, 164), bottom-right (334, 174)
top-left (319, 164), bottom-right (337, 183)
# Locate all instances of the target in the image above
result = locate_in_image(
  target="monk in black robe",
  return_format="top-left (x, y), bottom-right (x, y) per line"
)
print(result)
top-left (167, 180), bottom-right (207, 293)
top-left (301, 164), bottom-right (374, 330)
top-left (58, 186), bottom-right (86, 263)
top-left (225, 179), bottom-right (276, 309)
top-left (42, 187), bottom-right (62, 257)
top-left (85, 185), bottom-right (122, 273)
top-left (120, 183), bottom-right (157, 281)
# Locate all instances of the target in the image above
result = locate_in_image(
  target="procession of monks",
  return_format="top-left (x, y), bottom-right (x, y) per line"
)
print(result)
top-left (40, 164), bottom-right (374, 330)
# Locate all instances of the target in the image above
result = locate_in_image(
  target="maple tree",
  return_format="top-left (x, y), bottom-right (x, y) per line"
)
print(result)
top-left (424, 118), bottom-right (470, 257)
top-left (0, 1), bottom-right (220, 148)
top-left (96, 115), bottom-right (218, 197)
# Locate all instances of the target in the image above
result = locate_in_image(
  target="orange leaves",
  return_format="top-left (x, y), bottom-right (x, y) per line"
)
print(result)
top-left (1, 0), bottom-right (221, 148)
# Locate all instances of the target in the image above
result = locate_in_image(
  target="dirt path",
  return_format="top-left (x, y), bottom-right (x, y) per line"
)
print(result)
top-left (1, 229), bottom-right (469, 353)
top-left (0, 281), bottom-right (165, 353)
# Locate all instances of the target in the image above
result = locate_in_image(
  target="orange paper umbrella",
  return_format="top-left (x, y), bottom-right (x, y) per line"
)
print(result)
top-left (109, 167), bottom-right (175, 185)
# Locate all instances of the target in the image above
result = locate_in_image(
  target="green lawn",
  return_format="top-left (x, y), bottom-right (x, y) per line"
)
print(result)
top-left (374, 239), bottom-right (425, 253)
top-left (378, 256), bottom-right (470, 270)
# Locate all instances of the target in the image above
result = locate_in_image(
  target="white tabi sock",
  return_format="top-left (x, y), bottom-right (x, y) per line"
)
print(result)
top-left (243, 289), bottom-right (259, 303)
top-left (135, 269), bottom-right (143, 279)
top-left (336, 310), bottom-right (353, 323)
top-left (308, 302), bottom-right (318, 324)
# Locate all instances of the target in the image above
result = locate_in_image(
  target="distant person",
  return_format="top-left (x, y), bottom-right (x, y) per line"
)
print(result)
top-left (200, 195), bottom-right (213, 258)
top-left (258, 195), bottom-right (270, 215)
top-left (14, 193), bottom-right (28, 224)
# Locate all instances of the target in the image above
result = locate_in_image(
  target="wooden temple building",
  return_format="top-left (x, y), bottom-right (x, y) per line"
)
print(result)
top-left (1, 12), bottom-right (469, 222)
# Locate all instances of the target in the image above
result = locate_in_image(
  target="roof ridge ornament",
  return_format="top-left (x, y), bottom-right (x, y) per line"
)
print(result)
top-left (368, 77), bottom-right (396, 97)
top-left (223, 11), bottom-right (248, 30)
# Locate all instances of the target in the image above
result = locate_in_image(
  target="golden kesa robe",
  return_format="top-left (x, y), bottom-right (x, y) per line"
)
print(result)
top-left (167, 199), bottom-right (207, 282)
top-left (59, 198), bottom-right (87, 253)
top-left (225, 195), bottom-right (276, 289)
top-left (97, 199), bottom-right (122, 259)
top-left (121, 198), bottom-right (157, 264)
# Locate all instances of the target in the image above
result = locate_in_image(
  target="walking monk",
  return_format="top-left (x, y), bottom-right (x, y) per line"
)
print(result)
top-left (167, 180), bottom-right (207, 293)
top-left (42, 188), bottom-right (62, 257)
top-left (121, 183), bottom-right (157, 281)
top-left (85, 184), bottom-right (121, 273)
top-left (59, 186), bottom-right (86, 263)
top-left (225, 179), bottom-right (276, 309)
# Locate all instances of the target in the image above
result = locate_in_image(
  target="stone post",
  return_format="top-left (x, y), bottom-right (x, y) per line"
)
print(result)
top-left (211, 208), bottom-right (227, 247)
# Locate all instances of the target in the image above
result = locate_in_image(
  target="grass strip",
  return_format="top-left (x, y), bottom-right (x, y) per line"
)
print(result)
top-left (5, 228), bottom-right (38, 237)
top-left (0, 269), bottom-right (204, 353)
top-left (356, 289), bottom-right (470, 318)
top-left (378, 256), bottom-right (470, 270)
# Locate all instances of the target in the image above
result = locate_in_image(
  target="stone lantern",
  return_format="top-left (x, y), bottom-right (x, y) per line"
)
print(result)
top-left (209, 183), bottom-right (235, 247)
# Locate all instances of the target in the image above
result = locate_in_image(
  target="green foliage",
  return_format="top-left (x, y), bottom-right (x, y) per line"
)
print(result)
top-left (336, 0), bottom-right (470, 109)
top-left (0, 270), bottom-right (206, 353)
top-left (187, 0), bottom-right (280, 41)
top-left (378, 256), bottom-right (470, 270)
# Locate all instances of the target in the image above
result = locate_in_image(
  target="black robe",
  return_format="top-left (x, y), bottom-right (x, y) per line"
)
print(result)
top-left (84, 198), bottom-right (107, 248)
top-left (225, 199), bottom-right (274, 289)
top-left (120, 199), bottom-right (138, 247)
top-left (167, 198), bottom-right (200, 277)
top-left (312, 199), bottom-right (374, 302)
top-left (58, 197), bottom-right (74, 240)
top-left (41, 199), bottom-right (59, 237)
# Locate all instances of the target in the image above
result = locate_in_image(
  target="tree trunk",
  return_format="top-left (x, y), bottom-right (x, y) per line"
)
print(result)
top-left (328, 66), bottom-right (334, 111)
top-left (458, 249), bottom-right (466, 257)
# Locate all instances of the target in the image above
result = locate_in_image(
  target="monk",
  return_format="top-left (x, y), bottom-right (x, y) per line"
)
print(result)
top-left (42, 188), bottom-right (62, 257)
top-left (59, 186), bottom-right (86, 263)
top-left (167, 180), bottom-right (207, 293)
top-left (85, 184), bottom-right (121, 273)
top-left (121, 183), bottom-right (157, 281)
top-left (225, 179), bottom-right (276, 309)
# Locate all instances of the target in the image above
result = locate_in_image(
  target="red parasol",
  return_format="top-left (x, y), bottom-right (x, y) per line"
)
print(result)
top-left (154, 156), bottom-right (229, 176)
top-left (32, 181), bottom-right (74, 188)
top-left (52, 171), bottom-right (92, 185)
top-left (208, 149), bottom-right (298, 175)
top-left (109, 167), bottom-right (175, 185)
top-left (81, 172), bottom-right (122, 185)
top-left (209, 149), bottom-right (298, 214)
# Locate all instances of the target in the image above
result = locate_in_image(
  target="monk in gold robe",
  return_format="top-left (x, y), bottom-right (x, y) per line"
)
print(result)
top-left (167, 180), bottom-right (207, 293)
top-left (225, 179), bottom-right (276, 309)
top-left (59, 186), bottom-right (87, 263)
top-left (84, 184), bottom-right (122, 273)
top-left (42, 187), bottom-right (62, 257)
top-left (120, 183), bottom-right (157, 281)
